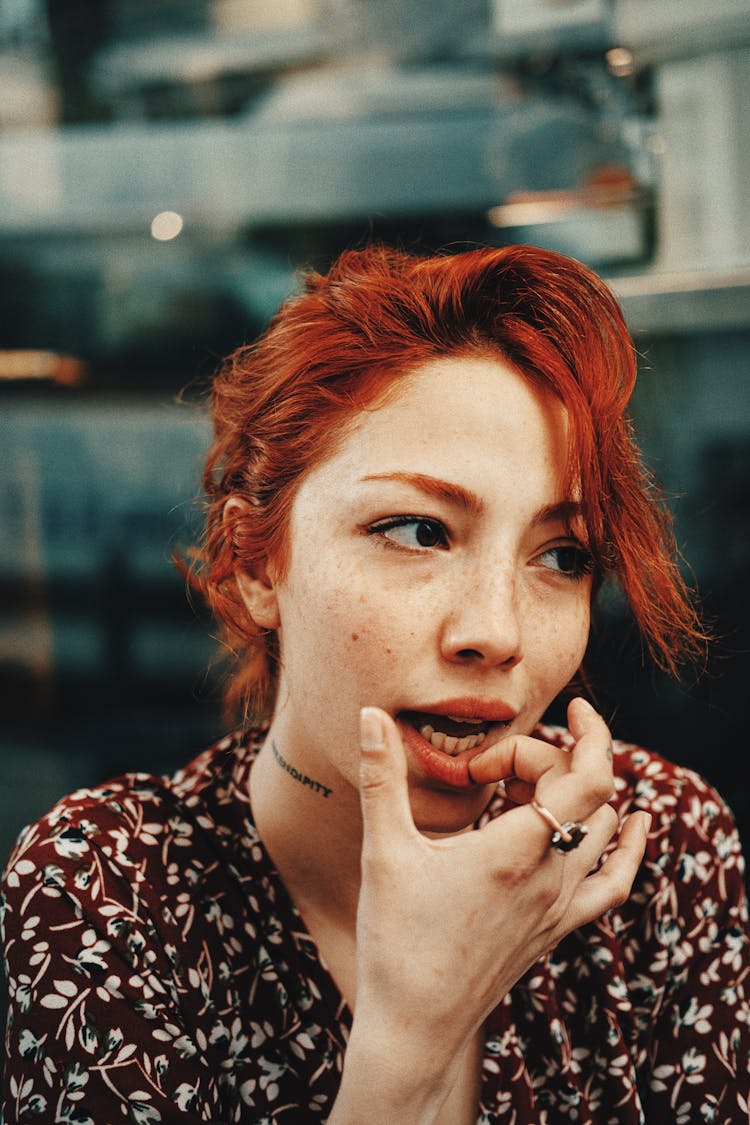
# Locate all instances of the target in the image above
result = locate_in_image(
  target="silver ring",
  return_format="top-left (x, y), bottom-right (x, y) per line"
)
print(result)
top-left (531, 800), bottom-right (589, 854)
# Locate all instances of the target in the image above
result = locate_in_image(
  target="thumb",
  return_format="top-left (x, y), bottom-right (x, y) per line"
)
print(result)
top-left (359, 707), bottom-right (416, 847)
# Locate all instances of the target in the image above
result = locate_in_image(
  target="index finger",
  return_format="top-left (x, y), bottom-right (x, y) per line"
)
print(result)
top-left (533, 697), bottom-right (615, 819)
top-left (468, 698), bottom-right (614, 824)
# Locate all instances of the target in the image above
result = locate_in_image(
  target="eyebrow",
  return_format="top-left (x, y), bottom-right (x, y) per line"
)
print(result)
top-left (531, 500), bottom-right (583, 530)
top-left (360, 472), bottom-right (484, 516)
top-left (361, 472), bottom-right (583, 530)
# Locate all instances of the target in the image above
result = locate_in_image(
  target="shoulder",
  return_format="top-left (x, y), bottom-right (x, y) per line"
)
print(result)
top-left (0, 728), bottom-right (272, 1053)
top-left (0, 731), bottom-right (266, 1121)
top-left (0, 729), bottom-right (263, 927)
top-left (5, 732), bottom-right (242, 861)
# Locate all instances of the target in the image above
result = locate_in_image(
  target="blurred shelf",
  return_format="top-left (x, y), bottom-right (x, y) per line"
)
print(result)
top-left (607, 265), bottom-right (750, 334)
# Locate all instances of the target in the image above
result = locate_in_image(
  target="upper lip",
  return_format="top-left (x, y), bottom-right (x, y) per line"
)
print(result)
top-left (400, 698), bottom-right (518, 723)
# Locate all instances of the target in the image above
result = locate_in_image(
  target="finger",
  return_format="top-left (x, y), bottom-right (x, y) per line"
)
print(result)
top-left (549, 800), bottom-right (619, 868)
top-left (486, 793), bottom-right (618, 868)
top-left (359, 707), bottom-right (417, 849)
top-left (503, 777), bottom-right (535, 805)
top-left (468, 734), bottom-right (571, 787)
top-left (468, 700), bottom-right (614, 824)
top-left (558, 811), bottom-right (650, 929)
top-left (564, 697), bottom-right (614, 781)
top-left (533, 699), bottom-right (614, 819)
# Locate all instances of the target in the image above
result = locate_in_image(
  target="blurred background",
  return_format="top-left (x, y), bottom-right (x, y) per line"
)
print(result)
top-left (1, 0), bottom-right (749, 876)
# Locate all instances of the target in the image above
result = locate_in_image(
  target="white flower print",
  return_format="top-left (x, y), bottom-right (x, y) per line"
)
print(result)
top-left (172, 1082), bottom-right (199, 1111)
top-left (674, 997), bottom-right (713, 1034)
top-left (71, 930), bottom-right (112, 975)
top-left (1, 727), bottom-right (747, 1123)
top-left (129, 1098), bottom-right (162, 1124)
top-left (18, 1029), bottom-right (46, 1060)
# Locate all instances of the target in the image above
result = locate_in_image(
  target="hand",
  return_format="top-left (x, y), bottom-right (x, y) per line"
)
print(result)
top-left (342, 699), bottom-right (649, 1113)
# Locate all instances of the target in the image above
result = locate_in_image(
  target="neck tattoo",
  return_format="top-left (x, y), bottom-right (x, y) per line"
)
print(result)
top-left (271, 740), bottom-right (333, 798)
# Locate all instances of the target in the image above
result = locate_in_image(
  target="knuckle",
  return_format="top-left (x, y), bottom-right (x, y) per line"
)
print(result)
top-left (491, 859), bottom-right (525, 888)
top-left (492, 852), bottom-right (538, 889)
top-left (505, 733), bottom-right (527, 764)
top-left (597, 804), bottom-right (620, 837)
top-left (359, 772), bottom-right (389, 798)
top-left (360, 844), bottom-right (396, 881)
top-left (587, 774), bottom-right (617, 808)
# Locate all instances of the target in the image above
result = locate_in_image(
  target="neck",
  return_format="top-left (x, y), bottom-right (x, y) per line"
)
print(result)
top-left (249, 728), bottom-right (364, 928)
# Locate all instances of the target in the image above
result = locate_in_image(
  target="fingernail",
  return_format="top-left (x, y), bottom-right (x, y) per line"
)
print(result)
top-left (360, 707), bottom-right (384, 750)
top-left (575, 697), bottom-right (597, 716)
top-left (643, 812), bottom-right (652, 835)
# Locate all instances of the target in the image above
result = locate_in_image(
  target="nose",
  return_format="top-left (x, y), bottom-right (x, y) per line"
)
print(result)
top-left (439, 562), bottom-right (523, 668)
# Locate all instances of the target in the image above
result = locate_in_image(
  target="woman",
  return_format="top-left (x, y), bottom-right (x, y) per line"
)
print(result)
top-left (2, 245), bottom-right (748, 1124)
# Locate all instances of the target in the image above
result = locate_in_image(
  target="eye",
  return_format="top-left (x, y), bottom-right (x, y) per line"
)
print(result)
top-left (367, 516), bottom-right (449, 550)
top-left (537, 544), bottom-right (594, 580)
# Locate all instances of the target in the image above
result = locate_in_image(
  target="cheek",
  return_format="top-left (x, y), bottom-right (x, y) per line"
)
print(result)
top-left (530, 593), bottom-right (590, 686)
top-left (324, 603), bottom-right (409, 702)
top-left (562, 607), bottom-right (590, 676)
top-left (342, 613), bottom-right (403, 668)
top-left (279, 566), bottom-right (396, 668)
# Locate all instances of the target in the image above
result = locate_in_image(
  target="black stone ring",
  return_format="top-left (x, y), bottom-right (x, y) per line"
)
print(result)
top-left (531, 801), bottom-right (589, 854)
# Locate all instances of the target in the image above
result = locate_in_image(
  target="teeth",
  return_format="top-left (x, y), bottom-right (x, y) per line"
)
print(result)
top-left (447, 714), bottom-right (484, 724)
top-left (419, 725), bottom-right (487, 756)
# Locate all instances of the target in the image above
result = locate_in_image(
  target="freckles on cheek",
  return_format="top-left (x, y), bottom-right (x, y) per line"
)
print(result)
top-left (537, 605), bottom-right (589, 683)
top-left (564, 621), bottom-right (590, 676)
top-left (343, 626), bottom-right (398, 662)
top-left (344, 632), bottom-right (394, 654)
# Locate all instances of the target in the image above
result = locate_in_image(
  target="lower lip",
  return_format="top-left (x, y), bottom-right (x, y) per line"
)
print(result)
top-left (398, 720), bottom-right (489, 789)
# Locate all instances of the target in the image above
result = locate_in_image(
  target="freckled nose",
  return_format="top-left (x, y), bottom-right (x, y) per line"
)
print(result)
top-left (440, 567), bottom-right (523, 667)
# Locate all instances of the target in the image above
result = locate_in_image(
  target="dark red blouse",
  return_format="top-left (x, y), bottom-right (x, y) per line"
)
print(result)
top-left (2, 726), bottom-right (748, 1124)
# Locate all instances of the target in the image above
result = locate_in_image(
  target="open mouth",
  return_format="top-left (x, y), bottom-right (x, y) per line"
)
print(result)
top-left (399, 711), bottom-right (510, 756)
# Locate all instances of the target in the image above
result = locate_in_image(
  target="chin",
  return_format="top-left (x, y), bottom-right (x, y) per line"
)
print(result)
top-left (407, 781), bottom-right (497, 836)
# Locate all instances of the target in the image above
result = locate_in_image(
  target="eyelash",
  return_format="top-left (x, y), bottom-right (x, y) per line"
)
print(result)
top-left (367, 515), bottom-right (449, 550)
top-left (537, 545), bottom-right (595, 582)
top-left (366, 516), bottom-right (595, 581)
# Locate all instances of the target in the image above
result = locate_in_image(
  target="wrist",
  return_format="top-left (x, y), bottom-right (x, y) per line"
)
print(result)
top-left (328, 1018), bottom-right (454, 1125)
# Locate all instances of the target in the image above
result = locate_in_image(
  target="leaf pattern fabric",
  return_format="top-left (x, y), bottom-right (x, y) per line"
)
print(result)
top-left (1, 726), bottom-right (748, 1124)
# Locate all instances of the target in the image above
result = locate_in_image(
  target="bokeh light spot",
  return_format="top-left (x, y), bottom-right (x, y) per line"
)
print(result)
top-left (151, 211), bottom-right (184, 241)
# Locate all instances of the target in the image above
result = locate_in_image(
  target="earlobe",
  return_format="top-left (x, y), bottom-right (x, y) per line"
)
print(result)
top-left (235, 566), bottom-right (281, 630)
top-left (223, 497), bottom-right (281, 630)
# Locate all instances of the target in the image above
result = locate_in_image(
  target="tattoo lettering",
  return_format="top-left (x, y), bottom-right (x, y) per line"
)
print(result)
top-left (271, 740), bottom-right (333, 798)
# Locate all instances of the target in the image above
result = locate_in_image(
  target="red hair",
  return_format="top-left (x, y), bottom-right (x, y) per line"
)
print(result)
top-left (188, 244), bottom-right (704, 720)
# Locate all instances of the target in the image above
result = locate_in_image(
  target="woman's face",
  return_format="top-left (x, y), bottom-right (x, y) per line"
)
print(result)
top-left (259, 354), bottom-right (593, 833)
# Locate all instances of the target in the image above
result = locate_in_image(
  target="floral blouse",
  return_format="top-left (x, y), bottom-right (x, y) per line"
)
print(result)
top-left (1, 727), bottom-right (748, 1125)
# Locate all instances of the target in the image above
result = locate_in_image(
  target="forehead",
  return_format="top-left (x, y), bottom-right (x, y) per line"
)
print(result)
top-left (293, 354), bottom-right (571, 511)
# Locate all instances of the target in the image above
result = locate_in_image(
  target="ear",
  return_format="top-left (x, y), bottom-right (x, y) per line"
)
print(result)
top-left (223, 497), bottom-right (281, 630)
